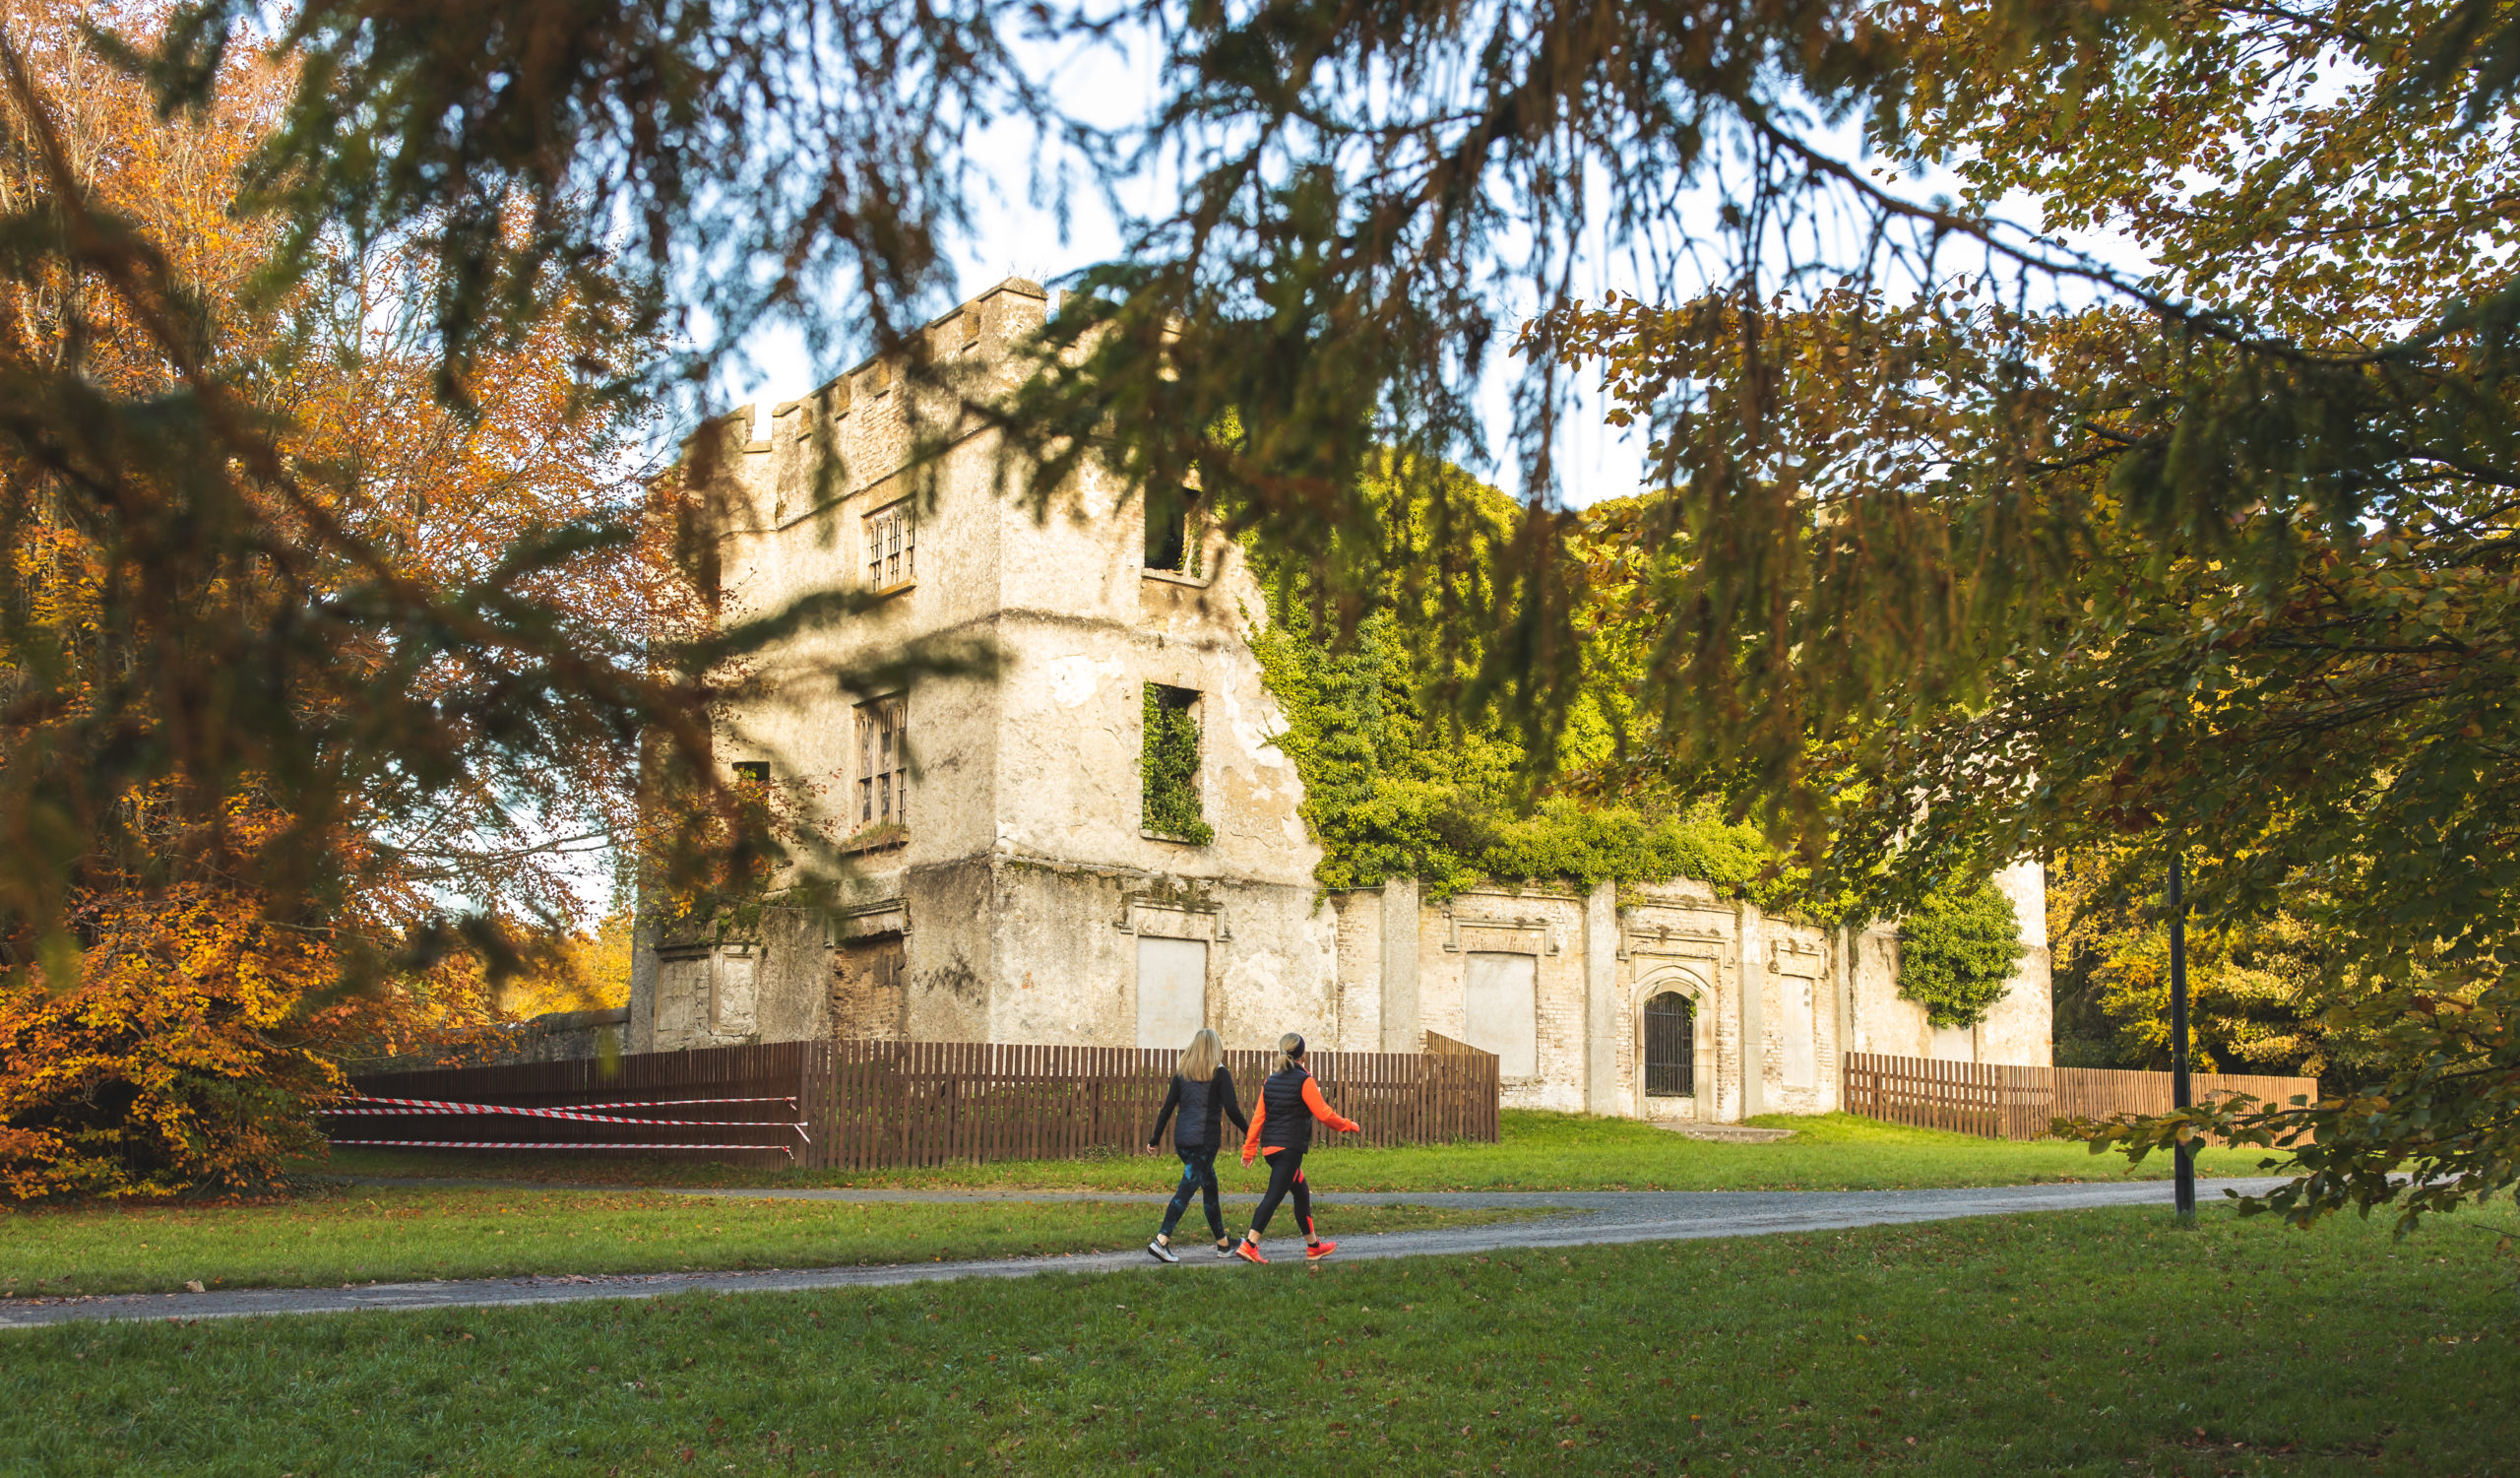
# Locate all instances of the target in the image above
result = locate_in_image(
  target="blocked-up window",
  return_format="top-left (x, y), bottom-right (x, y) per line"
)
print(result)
top-left (1136, 935), bottom-right (1208, 1050)
top-left (866, 499), bottom-right (914, 590)
top-left (710, 951), bottom-right (758, 1035)
top-left (833, 935), bottom-right (908, 1040)
top-left (856, 696), bottom-right (908, 830)
top-left (1463, 951), bottom-right (1538, 1078)
top-left (1781, 976), bottom-right (1817, 1088)
top-left (658, 949), bottom-right (757, 1042)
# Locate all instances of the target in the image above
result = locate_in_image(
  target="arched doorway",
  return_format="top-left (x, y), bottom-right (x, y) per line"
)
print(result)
top-left (1644, 991), bottom-right (1695, 1097)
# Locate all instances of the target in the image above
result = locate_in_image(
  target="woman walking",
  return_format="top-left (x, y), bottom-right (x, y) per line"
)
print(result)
top-left (1145, 1028), bottom-right (1247, 1262)
top-left (1233, 1033), bottom-right (1358, 1263)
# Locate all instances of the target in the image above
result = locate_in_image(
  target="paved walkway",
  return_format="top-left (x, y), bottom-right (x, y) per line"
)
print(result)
top-left (0, 1178), bottom-right (2286, 1330)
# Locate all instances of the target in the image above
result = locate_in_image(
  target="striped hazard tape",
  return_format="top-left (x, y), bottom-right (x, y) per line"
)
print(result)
top-left (330, 1139), bottom-right (796, 1159)
top-left (330, 1094), bottom-right (797, 1114)
top-left (322, 1095), bottom-right (809, 1143)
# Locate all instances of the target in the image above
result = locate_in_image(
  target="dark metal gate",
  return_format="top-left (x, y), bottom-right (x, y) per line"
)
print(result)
top-left (1644, 992), bottom-right (1694, 1097)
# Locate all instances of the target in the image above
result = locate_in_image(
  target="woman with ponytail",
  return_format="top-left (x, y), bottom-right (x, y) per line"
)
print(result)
top-left (1144, 1028), bottom-right (1246, 1261)
top-left (1232, 1033), bottom-right (1358, 1262)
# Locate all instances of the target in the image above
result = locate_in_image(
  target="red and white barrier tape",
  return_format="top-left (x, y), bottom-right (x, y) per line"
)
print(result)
top-left (330, 1139), bottom-right (794, 1159)
top-left (328, 1106), bottom-right (798, 1131)
top-left (329, 1094), bottom-right (796, 1114)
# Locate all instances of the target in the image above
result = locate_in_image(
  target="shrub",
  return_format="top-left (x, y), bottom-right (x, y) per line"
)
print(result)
top-left (1897, 880), bottom-right (2027, 1028)
top-left (0, 887), bottom-right (345, 1200)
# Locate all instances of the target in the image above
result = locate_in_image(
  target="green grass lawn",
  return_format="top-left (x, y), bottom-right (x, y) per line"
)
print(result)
top-left (321, 1109), bottom-right (2286, 1193)
top-left (0, 1189), bottom-right (1535, 1297)
top-left (4, 1200), bottom-right (2511, 1476)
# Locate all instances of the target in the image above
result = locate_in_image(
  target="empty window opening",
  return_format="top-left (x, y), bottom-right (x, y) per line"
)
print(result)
top-left (856, 696), bottom-right (909, 831)
top-left (1141, 683), bottom-right (1211, 843)
top-left (866, 499), bottom-right (915, 590)
top-left (1644, 991), bottom-right (1695, 1097)
top-left (1143, 484), bottom-right (1190, 571)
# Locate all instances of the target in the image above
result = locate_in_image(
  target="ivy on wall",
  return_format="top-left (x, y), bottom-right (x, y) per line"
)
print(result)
top-left (1896, 879), bottom-right (2028, 1028)
top-left (1141, 684), bottom-right (1214, 844)
top-left (1248, 597), bottom-right (1812, 905)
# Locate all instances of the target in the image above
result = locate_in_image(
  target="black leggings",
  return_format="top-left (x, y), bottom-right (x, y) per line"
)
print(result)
top-left (1161, 1145), bottom-right (1225, 1241)
top-left (1248, 1147), bottom-right (1316, 1241)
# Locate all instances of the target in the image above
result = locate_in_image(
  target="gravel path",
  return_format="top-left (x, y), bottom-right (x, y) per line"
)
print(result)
top-left (0, 1178), bottom-right (2288, 1330)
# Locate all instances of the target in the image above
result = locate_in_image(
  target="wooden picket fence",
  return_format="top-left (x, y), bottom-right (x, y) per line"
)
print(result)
top-left (822, 1034), bottom-right (1498, 1171)
top-left (334, 1034), bottom-right (1498, 1170)
top-left (1841, 1053), bottom-right (2319, 1142)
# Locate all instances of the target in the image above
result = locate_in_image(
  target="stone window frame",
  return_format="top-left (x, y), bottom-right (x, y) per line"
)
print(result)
top-left (853, 694), bottom-right (909, 839)
top-left (865, 496), bottom-right (915, 593)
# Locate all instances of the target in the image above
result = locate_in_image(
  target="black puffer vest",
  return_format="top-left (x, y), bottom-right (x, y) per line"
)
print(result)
top-left (1260, 1065), bottom-right (1316, 1154)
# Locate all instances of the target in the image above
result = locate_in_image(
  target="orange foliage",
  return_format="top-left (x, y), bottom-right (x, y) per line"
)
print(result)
top-left (0, 0), bottom-right (688, 1196)
top-left (0, 876), bottom-right (343, 1198)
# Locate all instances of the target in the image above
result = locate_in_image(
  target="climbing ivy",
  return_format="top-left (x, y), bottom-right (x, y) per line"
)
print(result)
top-left (1141, 684), bottom-right (1214, 845)
top-left (1896, 879), bottom-right (2028, 1028)
top-left (1248, 586), bottom-right (1815, 907)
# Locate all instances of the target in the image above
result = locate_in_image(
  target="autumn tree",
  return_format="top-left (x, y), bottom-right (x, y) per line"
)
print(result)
top-left (0, 0), bottom-right (729, 1194)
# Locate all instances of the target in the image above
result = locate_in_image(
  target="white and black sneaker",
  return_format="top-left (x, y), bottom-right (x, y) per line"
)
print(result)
top-left (1147, 1238), bottom-right (1180, 1263)
top-left (1215, 1242), bottom-right (1239, 1258)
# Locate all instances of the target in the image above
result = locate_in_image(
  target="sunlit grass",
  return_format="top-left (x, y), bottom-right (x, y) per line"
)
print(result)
top-left (7, 1201), bottom-right (2511, 1475)
top-left (321, 1109), bottom-right (2286, 1193)
top-left (0, 1189), bottom-right (1536, 1297)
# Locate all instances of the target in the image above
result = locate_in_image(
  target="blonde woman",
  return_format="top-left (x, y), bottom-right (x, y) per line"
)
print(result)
top-left (1145, 1027), bottom-right (1248, 1261)
top-left (1233, 1032), bottom-right (1358, 1262)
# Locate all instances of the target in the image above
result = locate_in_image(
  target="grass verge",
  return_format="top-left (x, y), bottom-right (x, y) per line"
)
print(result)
top-left (4, 1201), bottom-right (2512, 1475)
top-left (319, 1110), bottom-right (2286, 1193)
top-left (0, 1190), bottom-right (1539, 1297)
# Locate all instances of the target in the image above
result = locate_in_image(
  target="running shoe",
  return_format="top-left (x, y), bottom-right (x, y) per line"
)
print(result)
top-left (1215, 1242), bottom-right (1238, 1258)
top-left (1233, 1239), bottom-right (1268, 1264)
top-left (1305, 1240), bottom-right (1338, 1260)
top-left (1147, 1239), bottom-right (1179, 1263)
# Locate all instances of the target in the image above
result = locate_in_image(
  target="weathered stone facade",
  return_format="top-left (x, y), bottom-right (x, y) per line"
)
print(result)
top-left (628, 277), bottom-right (2053, 1122)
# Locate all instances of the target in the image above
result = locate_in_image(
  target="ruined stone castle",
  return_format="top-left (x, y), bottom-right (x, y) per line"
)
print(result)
top-left (627, 278), bottom-right (2052, 1123)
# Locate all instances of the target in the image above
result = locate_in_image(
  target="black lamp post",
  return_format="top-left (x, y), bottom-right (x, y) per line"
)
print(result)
top-left (2169, 853), bottom-right (2195, 1220)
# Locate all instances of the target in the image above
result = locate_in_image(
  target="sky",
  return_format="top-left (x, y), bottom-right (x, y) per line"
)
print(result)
top-left (722, 34), bottom-right (2160, 511)
top-left (719, 31), bottom-right (1682, 509)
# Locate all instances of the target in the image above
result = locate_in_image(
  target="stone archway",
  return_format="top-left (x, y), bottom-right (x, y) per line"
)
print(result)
top-left (1633, 966), bottom-right (1714, 1123)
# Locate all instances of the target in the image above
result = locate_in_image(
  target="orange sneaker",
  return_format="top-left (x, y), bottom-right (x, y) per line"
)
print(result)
top-left (1233, 1239), bottom-right (1268, 1264)
top-left (1305, 1240), bottom-right (1338, 1260)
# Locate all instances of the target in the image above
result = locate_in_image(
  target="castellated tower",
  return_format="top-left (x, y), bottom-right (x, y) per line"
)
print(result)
top-left (630, 278), bottom-right (1339, 1061)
